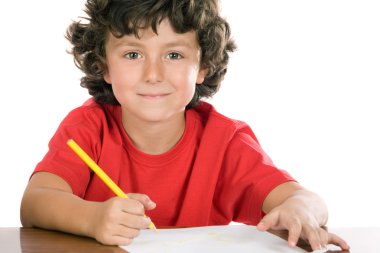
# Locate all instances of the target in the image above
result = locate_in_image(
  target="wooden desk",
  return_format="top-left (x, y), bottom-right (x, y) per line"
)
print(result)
top-left (0, 227), bottom-right (378, 253)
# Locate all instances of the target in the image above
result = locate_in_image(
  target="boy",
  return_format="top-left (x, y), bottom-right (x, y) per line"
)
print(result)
top-left (20, 0), bottom-right (349, 251)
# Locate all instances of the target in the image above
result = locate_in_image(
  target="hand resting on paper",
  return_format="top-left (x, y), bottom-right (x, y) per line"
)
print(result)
top-left (257, 181), bottom-right (350, 251)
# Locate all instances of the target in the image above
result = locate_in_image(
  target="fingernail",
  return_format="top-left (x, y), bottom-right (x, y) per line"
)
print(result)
top-left (144, 217), bottom-right (152, 226)
top-left (313, 245), bottom-right (326, 253)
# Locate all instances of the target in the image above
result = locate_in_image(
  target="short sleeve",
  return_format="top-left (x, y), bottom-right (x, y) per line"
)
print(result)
top-left (214, 131), bottom-right (295, 225)
top-left (32, 106), bottom-right (102, 198)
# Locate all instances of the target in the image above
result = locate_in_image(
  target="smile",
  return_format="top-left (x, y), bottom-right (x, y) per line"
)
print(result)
top-left (138, 93), bottom-right (170, 99)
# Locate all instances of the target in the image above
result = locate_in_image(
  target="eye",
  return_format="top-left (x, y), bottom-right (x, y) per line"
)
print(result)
top-left (166, 52), bottom-right (183, 60)
top-left (124, 52), bottom-right (141, 59)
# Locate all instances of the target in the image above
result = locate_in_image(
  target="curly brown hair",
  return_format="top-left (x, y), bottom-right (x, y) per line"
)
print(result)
top-left (66, 0), bottom-right (236, 108)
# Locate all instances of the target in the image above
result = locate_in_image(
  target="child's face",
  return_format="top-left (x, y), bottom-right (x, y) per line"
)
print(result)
top-left (104, 19), bottom-right (207, 123)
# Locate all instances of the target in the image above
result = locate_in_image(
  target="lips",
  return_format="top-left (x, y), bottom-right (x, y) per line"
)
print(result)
top-left (138, 93), bottom-right (171, 99)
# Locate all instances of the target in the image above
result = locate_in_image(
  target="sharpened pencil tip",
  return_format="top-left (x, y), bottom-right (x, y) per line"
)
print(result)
top-left (149, 222), bottom-right (158, 233)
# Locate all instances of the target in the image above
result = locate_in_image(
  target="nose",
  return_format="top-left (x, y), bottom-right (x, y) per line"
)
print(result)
top-left (143, 58), bottom-right (164, 84)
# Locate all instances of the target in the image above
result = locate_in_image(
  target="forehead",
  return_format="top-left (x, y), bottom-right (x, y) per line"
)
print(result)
top-left (106, 19), bottom-right (199, 49)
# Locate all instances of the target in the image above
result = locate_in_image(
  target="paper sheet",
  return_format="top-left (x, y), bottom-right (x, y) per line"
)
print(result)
top-left (121, 225), bottom-right (309, 253)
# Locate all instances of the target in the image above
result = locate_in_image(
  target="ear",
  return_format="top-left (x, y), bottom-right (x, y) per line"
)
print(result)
top-left (103, 71), bottom-right (111, 84)
top-left (196, 67), bottom-right (208, 85)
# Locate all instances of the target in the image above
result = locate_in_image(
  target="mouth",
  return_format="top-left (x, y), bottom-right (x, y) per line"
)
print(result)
top-left (137, 93), bottom-right (171, 99)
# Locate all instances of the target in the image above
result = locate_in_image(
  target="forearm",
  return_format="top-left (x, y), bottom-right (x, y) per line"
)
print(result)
top-left (20, 187), bottom-right (99, 238)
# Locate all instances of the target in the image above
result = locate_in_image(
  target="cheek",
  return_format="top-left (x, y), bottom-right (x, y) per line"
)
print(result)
top-left (181, 65), bottom-right (201, 86)
top-left (108, 74), bottom-right (137, 103)
top-left (173, 67), bottom-right (199, 94)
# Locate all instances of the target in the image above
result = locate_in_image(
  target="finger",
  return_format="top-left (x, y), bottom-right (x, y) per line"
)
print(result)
top-left (319, 228), bottom-right (329, 248)
top-left (111, 236), bottom-right (134, 246)
top-left (127, 193), bottom-right (156, 210)
top-left (304, 226), bottom-right (323, 251)
top-left (287, 218), bottom-right (302, 247)
top-left (114, 225), bottom-right (140, 239)
top-left (119, 212), bottom-right (152, 229)
top-left (328, 232), bottom-right (351, 251)
top-left (95, 231), bottom-right (134, 246)
top-left (102, 235), bottom-right (134, 246)
top-left (118, 198), bottom-right (146, 215)
top-left (257, 211), bottom-right (280, 231)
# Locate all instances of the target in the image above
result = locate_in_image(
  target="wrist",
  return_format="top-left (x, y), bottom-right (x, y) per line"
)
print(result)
top-left (289, 189), bottom-right (328, 226)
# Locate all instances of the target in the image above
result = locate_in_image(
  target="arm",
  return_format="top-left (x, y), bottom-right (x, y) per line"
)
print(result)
top-left (20, 172), bottom-right (155, 245)
top-left (257, 181), bottom-right (350, 251)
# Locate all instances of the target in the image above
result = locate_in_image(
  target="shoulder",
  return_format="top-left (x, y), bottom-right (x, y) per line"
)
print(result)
top-left (60, 98), bottom-right (120, 129)
top-left (193, 102), bottom-right (273, 164)
top-left (50, 98), bottom-right (122, 148)
top-left (191, 101), bottom-right (259, 141)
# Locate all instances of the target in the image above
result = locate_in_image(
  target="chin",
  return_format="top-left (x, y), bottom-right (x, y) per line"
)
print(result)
top-left (140, 108), bottom-right (185, 123)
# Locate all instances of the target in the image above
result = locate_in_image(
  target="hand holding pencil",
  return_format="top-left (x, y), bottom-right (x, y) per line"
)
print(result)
top-left (67, 139), bottom-right (157, 233)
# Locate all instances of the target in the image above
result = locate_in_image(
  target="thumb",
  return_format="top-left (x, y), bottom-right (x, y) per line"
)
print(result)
top-left (127, 193), bottom-right (157, 210)
top-left (257, 211), bottom-right (279, 232)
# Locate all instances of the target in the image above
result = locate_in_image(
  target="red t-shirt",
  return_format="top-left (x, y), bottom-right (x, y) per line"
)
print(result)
top-left (33, 99), bottom-right (294, 227)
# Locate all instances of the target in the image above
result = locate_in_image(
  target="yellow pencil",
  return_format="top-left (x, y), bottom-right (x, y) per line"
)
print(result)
top-left (67, 139), bottom-right (157, 232)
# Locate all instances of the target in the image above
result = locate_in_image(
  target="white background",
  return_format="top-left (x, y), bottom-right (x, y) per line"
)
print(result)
top-left (1, 1), bottom-right (379, 228)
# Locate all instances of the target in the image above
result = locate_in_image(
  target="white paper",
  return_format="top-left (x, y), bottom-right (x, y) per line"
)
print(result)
top-left (121, 225), bottom-right (308, 253)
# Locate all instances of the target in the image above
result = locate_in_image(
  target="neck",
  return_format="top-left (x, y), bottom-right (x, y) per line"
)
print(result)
top-left (121, 113), bottom-right (186, 155)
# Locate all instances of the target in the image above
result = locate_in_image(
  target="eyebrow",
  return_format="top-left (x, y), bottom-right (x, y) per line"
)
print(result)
top-left (112, 38), bottom-right (195, 49)
top-left (164, 41), bottom-right (194, 48)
